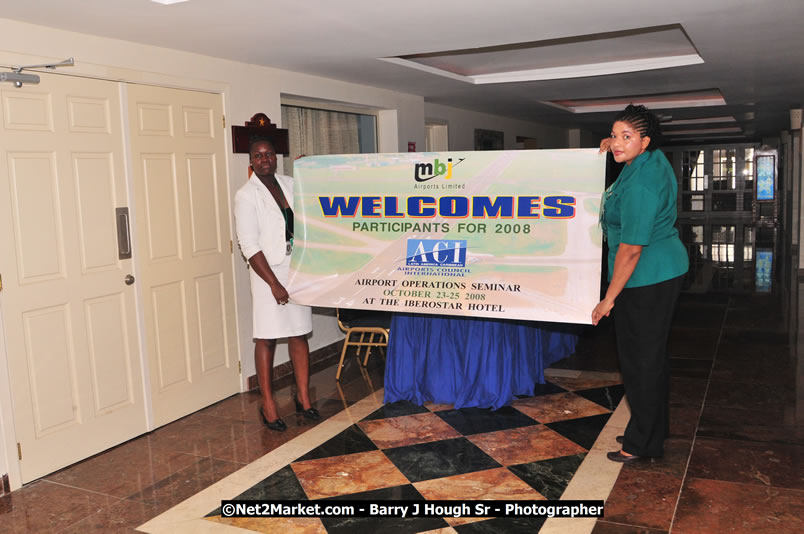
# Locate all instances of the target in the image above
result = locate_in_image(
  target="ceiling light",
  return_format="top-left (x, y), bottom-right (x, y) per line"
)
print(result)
top-left (151, 0), bottom-right (190, 5)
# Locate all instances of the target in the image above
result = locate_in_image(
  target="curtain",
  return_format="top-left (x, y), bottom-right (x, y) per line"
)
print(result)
top-left (281, 105), bottom-right (361, 176)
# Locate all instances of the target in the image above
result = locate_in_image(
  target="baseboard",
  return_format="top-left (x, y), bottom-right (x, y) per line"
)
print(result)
top-left (246, 340), bottom-right (344, 391)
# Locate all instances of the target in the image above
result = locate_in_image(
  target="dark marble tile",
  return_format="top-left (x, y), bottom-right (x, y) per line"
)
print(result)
top-left (668, 404), bottom-right (701, 440)
top-left (704, 380), bottom-right (794, 410)
top-left (669, 358), bottom-right (712, 379)
top-left (208, 421), bottom-right (309, 464)
top-left (670, 304), bottom-right (726, 329)
top-left (723, 306), bottom-right (787, 331)
top-left (361, 400), bottom-right (430, 421)
top-left (289, 397), bottom-right (349, 429)
top-left (125, 457), bottom-right (242, 509)
top-left (574, 384), bottom-right (625, 411)
top-left (677, 293), bottom-right (730, 306)
top-left (296, 425), bottom-right (378, 462)
top-left (718, 328), bottom-right (790, 348)
top-left (603, 469), bottom-right (684, 531)
top-left (382, 437), bottom-right (500, 483)
top-left (592, 521), bottom-right (667, 533)
top-left (667, 327), bottom-right (719, 359)
top-left (219, 465), bottom-right (308, 518)
top-left (320, 482), bottom-right (426, 502)
top-left (545, 413), bottom-right (611, 450)
top-left (310, 397), bottom-right (358, 420)
top-left (669, 377), bottom-right (708, 407)
top-left (335, 354), bottom-right (386, 386)
top-left (45, 435), bottom-right (201, 499)
top-left (435, 406), bottom-right (539, 436)
top-left (686, 438), bottom-right (804, 490)
top-left (453, 516), bottom-right (546, 533)
top-left (697, 404), bottom-right (804, 445)
top-left (531, 381), bottom-right (569, 397)
top-left (715, 342), bottom-right (793, 364)
top-left (145, 412), bottom-right (265, 457)
top-left (710, 358), bottom-right (795, 386)
top-left (319, 484), bottom-right (448, 534)
top-left (196, 390), bottom-right (267, 422)
top-left (508, 453), bottom-right (586, 500)
top-left (672, 477), bottom-right (804, 533)
top-left (0, 480), bottom-right (118, 533)
top-left (58, 498), bottom-right (164, 534)
top-left (331, 373), bottom-right (385, 405)
top-left (620, 438), bottom-right (693, 478)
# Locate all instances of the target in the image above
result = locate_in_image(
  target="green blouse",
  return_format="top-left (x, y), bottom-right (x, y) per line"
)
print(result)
top-left (601, 150), bottom-right (688, 288)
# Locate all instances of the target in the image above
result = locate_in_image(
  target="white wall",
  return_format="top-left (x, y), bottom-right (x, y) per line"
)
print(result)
top-left (424, 102), bottom-right (574, 150)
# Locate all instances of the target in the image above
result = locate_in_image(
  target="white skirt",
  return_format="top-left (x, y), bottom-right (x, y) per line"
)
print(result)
top-left (249, 255), bottom-right (312, 340)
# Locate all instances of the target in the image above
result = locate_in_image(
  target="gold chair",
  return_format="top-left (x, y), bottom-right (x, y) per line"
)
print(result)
top-left (335, 309), bottom-right (391, 381)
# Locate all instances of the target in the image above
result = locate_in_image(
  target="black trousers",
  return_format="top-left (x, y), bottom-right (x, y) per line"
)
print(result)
top-left (614, 275), bottom-right (682, 457)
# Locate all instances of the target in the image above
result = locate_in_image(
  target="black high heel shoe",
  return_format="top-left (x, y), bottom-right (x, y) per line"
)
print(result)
top-left (259, 407), bottom-right (287, 432)
top-left (294, 396), bottom-right (321, 420)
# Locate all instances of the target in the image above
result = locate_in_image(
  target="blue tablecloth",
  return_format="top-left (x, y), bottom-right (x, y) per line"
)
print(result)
top-left (384, 313), bottom-right (579, 410)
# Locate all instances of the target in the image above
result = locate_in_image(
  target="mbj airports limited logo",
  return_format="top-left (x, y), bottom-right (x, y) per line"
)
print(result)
top-left (406, 239), bottom-right (467, 267)
top-left (414, 157), bottom-right (465, 182)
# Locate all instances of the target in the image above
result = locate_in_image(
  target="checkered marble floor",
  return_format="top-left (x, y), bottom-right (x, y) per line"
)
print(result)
top-left (181, 374), bottom-right (624, 534)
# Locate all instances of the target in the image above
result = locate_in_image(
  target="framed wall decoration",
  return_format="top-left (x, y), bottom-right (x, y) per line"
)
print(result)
top-left (756, 154), bottom-right (776, 201)
top-left (474, 128), bottom-right (504, 151)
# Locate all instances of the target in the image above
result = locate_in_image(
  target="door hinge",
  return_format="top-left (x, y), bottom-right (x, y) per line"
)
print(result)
top-left (222, 115), bottom-right (226, 129)
top-left (0, 273), bottom-right (3, 292)
top-left (17, 443), bottom-right (21, 461)
top-left (238, 361), bottom-right (242, 374)
top-left (230, 240), bottom-right (234, 254)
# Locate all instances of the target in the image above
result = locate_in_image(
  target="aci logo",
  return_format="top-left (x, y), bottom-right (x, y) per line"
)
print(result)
top-left (406, 239), bottom-right (467, 267)
top-left (414, 158), bottom-right (465, 182)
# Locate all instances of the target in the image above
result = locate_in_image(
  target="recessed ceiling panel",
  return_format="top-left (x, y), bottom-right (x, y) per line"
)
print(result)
top-left (382, 25), bottom-right (702, 84)
top-left (546, 89), bottom-right (726, 113)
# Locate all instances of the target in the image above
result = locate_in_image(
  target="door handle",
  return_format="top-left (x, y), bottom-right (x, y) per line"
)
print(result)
top-left (116, 207), bottom-right (132, 260)
top-left (125, 274), bottom-right (135, 286)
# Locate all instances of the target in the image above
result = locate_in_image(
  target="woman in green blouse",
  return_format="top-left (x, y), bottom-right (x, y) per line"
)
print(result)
top-left (592, 104), bottom-right (688, 463)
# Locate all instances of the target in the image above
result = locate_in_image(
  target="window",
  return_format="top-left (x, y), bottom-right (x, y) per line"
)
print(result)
top-left (682, 194), bottom-right (705, 211)
top-left (281, 103), bottom-right (378, 176)
top-left (743, 147), bottom-right (754, 210)
top-left (712, 149), bottom-right (736, 190)
top-left (682, 150), bottom-right (706, 192)
top-left (711, 225), bottom-right (735, 264)
top-left (743, 226), bottom-right (754, 262)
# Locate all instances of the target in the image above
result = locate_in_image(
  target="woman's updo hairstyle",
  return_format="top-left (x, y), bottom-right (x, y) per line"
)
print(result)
top-left (614, 104), bottom-right (662, 151)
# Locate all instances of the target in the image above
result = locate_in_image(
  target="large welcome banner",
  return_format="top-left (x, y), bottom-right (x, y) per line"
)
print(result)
top-left (287, 150), bottom-right (605, 324)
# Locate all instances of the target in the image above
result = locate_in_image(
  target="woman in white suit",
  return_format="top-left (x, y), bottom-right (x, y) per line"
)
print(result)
top-left (234, 136), bottom-right (319, 431)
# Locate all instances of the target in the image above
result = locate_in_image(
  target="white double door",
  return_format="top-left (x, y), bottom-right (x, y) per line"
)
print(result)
top-left (0, 73), bottom-right (240, 482)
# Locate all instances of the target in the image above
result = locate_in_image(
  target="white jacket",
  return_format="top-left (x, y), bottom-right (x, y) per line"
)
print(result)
top-left (234, 173), bottom-right (294, 267)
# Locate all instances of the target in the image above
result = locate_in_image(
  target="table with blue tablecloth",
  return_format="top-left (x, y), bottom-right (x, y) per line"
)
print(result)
top-left (384, 313), bottom-right (579, 410)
